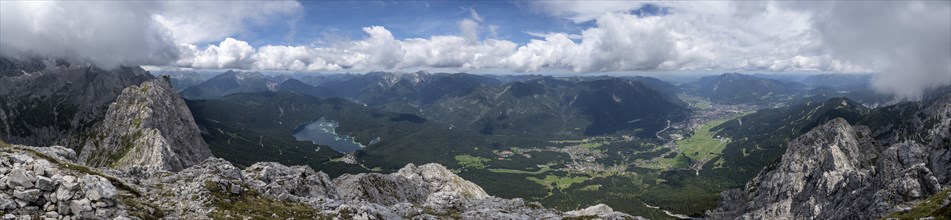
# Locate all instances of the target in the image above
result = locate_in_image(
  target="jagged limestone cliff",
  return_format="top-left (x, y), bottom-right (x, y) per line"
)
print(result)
top-left (78, 78), bottom-right (211, 171)
top-left (710, 95), bottom-right (951, 219)
top-left (0, 58), bottom-right (151, 148)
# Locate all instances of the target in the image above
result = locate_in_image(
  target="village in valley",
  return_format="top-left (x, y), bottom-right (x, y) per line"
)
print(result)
top-left (451, 95), bottom-right (765, 195)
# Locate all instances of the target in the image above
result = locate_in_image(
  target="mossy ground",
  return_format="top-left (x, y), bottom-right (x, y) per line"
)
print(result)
top-left (204, 181), bottom-right (320, 219)
top-left (455, 154), bottom-right (491, 169)
top-left (884, 188), bottom-right (951, 220)
top-left (526, 175), bottom-right (588, 190)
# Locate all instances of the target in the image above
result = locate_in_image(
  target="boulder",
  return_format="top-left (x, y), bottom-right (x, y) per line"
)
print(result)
top-left (12, 189), bottom-right (41, 203)
top-left (68, 199), bottom-right (92, 216)
top-left (35, 176), bottom-right (54, 191)
top-left (7, 168), bottom-right (35, 188)
top-left (80, 175), bottom-right (116, 200)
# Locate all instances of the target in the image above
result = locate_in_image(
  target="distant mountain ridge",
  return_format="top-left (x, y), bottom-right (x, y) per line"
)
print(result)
top-left (321, 71), bottom-right (502, 108)
top-left (151, 70), bottom-right (218, 91)
top-left (686, 72), bottom-right (806, 104)
top-left (179, 70), bottom-right (336, 100)
top-left (425, 77), bottom-right (690, 137)
top-left (179, 71), bottom-right (277, 99)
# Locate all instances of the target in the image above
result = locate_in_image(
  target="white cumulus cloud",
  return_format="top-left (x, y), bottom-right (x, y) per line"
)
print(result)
top-left (0, 1), bottom-right (301, 69)
top-left (3, 1), bottom-right (948, 98)
top-left (152, 1), bottom-right (301, 44)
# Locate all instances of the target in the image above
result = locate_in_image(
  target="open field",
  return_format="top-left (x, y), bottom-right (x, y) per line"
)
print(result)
top-left (677, 118), bottom-right (730, 162)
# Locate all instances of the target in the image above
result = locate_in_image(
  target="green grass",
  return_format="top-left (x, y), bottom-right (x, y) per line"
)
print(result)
top-left (526, 175), bottom-right (588, 190)
top-left (883, 188), bottom-right (951, 220)
top-left (677, 118), bottom-right (731, 162)
top-left (649, 154), bottom-right (691, 170)
top-left (488, 167), bottom-right (551, 175)
top-left (455, 154), bottom-right (491, 169)
top-left (205, 181), bottom-right (319, 219)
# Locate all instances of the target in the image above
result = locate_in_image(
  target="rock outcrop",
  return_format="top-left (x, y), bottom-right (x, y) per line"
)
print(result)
top-left (0, 145), bottom-right (132, 219)
top-left (1, 143), bottom-right (639, 219)
top-left (78, 78), bottom-right (211, 172)
top-left (0, 58), bottom-right (152, 148)
top-left (140, 158), bottom-right (638, 219)
top-left (710, 95), bottom-right (951, 219)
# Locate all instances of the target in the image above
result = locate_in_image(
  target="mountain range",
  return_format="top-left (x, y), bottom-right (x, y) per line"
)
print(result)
top-left (1, 57), bottom-right (948, 219)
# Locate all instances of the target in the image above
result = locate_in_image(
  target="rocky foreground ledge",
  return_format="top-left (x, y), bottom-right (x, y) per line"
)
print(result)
top-left (0, 144), bottom-right (640, 220)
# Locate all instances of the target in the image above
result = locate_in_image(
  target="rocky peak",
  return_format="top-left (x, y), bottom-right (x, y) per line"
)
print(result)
top-left (394, 163), bottom-right (489, 201)
top-left (78, 78), bottom-right (211, 172)
top-left (0, 57), bottom-right (152, 148)
top-left (710, 96), bottom-right (951, 219)
top-left (331, 163), bottom-right (489, 209)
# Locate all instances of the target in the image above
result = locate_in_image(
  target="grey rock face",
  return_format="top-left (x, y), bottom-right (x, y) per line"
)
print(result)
top-left (395, 163), bottom-right (490, 201)
top-left (12, 189), bottom-right (40, 203)
top-left (710, 95), bottom-right (951, 219)
top-left (331, 163), bottom-right (492, 213)
top-left (26, 146), bottom-right (76, 162)
top-left (79, 175), bottom-right (116, 201)
top-left (78, 78), bottom-right (212, 171)
top-left (333, 172), bottom-right (431, 206)
top-left (68, 199), bottom-right (92, 216)
top-left (0, 57), bottom-right (152, 148)
top-left (7, 168), bottom-right (35, 188)
top-left (34, 176), bottom-right (53, 191)
top-left (0, 146), bottom-right (129, 219)
top-left (140, 157), bottom-right (636, 220)
top-left (241, 162), bottom-right (337, 201)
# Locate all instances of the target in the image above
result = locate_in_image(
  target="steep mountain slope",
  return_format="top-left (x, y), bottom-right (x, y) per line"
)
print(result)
top-left (186, 92), bottom-right (492, 175)
top-left (621, 75), bottom-right (687, 106)
top-left (627, 97), bottom-right (875, 217)
top-left (296, 73), bottom-right (358, 87)
top-left (78, 78), bottom-right (212, 171)
top-left (710, 95), bottom-right (951, 219)
top-left (800, 73), bottom-right (873, 91)
top-left (179, 71), bottom-right (275, 100)
top-left (426, 77), bottom-right (691, 137)
top-left (0, 57), bottom-right (152, 148)
top-left (0, 57), bottom-right (51, 77)
top-left (573, 79), bottom-right (690, 135)
top-left (686, 73), bottom-right (805, 104)
top-left (322, 71), bottom-right (502, 109)
top-left (707, 97), bottom-right (869, 180)
top-left (275, 78), bottom-right (337, 98)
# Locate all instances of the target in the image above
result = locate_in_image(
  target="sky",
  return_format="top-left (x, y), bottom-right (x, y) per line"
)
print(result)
top-left (0, 1), bottom-right (949, 98)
